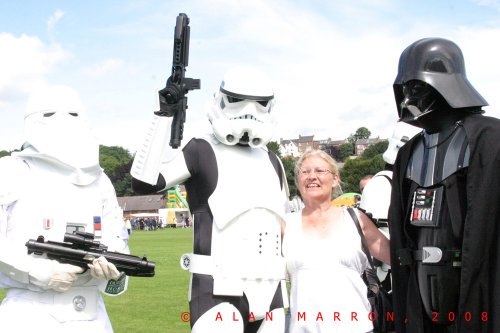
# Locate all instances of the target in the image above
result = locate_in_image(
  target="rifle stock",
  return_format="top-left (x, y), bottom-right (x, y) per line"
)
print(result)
top-left (26, 232), bottom-right (155, 277)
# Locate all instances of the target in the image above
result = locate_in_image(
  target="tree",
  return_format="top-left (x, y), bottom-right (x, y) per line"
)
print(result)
top-left (266, 141), bottom-right (282, 158)
top-left (99, 145), bottom-right (133, 196)
top-left (0, 151), bottom-right (10, 158)
top-left (99, 145), bottom-right (132, 178)
top-left (267, 141), bottom-right (296, 198)
top-left (347, 127), bottom-right (371, 145)
top-left (112, 160), bottom-right (135, 196)
top-left (281, 155), bottom-right (297, 199)
top-left (355, 127), bottom-right (371, 140)
top-left (338, 143), bottom-right (354, 162)
top-left (362, 140), bottom-right (388, 159)
top-left (339, 154), bottom-right (385, 193)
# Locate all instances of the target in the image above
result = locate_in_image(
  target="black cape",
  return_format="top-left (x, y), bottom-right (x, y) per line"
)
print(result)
top-left (389, 114), bottom-right (500, 332)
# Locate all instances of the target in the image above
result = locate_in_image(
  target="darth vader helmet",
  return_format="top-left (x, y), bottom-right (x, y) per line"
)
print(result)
top-left (393, 38), bottom-right (487, 125)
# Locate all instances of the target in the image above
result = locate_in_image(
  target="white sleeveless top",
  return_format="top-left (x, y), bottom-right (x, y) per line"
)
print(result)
top-left (283, 207), bottom-right (374, 333)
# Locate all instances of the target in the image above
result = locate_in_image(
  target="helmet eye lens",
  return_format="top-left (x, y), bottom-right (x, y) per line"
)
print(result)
top-left (257, 100), bottom-right (268, 107)
top-left (227, 96), bottom-right (243, 103)
top-left (403, 81), bottom-right (430, 99)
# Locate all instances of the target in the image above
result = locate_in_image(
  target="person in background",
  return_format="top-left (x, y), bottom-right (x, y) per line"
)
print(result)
top-left (283, 149), bottom-right (390, 333)
top-left (353, 194), bottom-right (362, 208)
top-left (122, 218), bottom-right (131, 246)
top-left (125, 218), bottom-right (132, 235)
top-left (0, 85), bottom-right (129, 332)
top-left (359, 174), bottom-right (373, 192)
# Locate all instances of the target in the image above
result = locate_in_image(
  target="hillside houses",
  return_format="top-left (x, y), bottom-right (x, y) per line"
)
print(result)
top-left (279, 135), bottom-right (382, 158)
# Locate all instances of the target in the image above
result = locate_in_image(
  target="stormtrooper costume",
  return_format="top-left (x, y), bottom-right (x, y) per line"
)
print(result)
top-left (131, 67), bottom-right (289, 333)
top-left (0, 85), bottom-right (129, 333)
top-left (389, 38), bottom-right (500, 332)
top-left (359, 121), bottom-right (421, 285)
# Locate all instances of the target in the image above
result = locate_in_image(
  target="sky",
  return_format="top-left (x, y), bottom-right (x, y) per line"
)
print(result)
top-left (2, 0), bottom-right (500, 154)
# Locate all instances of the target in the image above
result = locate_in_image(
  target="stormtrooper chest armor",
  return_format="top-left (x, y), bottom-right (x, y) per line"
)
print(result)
top-left (206, 142), bottom-right (286, 280)
top-left (7, 159), bottom-right (103, 244)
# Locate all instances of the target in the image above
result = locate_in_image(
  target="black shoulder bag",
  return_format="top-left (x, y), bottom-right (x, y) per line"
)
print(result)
top-left (347, 207), bottom-right (394, 333)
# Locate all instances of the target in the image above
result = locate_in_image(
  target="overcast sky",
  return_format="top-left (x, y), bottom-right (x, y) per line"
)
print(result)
top-left (2, 0), bottom-right (500, 153)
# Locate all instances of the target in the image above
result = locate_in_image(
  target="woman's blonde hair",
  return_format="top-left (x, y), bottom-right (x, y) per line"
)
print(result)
top-left (294, 149), bottom-right (343, 199)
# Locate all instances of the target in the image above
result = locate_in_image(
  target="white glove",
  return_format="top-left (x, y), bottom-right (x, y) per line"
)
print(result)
top-left (29, 259), bottom-right (84, 292)
top-left (88, 256), bottom-right (121, 281)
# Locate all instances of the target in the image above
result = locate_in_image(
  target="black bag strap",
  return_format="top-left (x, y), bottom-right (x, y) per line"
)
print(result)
top-left (373, 173), bottom-right (392, 184)
top-left (347, 207), bottom-right (375, 271)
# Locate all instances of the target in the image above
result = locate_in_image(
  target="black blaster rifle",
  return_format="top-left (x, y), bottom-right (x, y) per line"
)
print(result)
top-left (26, 231), bottom-right (155, 277)
top-left (155, 12), bottom-right (200, 149)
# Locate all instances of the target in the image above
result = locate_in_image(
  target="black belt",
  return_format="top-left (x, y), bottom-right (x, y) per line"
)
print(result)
top-left (398, 247), bottom-right (461, 266)
top-left (375, 219), bottom-right (389, 228)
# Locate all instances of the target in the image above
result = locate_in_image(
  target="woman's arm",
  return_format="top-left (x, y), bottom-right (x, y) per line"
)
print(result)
top-left (357, 210), bottom-right (391, 265)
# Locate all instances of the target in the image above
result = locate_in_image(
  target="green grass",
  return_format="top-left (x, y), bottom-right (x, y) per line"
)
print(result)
top-left (0, 228), bottom-right (193, 333)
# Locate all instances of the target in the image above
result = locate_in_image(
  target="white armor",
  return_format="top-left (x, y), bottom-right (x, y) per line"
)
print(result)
top-left (382, 121), bottom-right (422, 165)
top-left (131, 68), bottom-right (288, 332)
top-left (0, 85), bottom-right (128, 333)
top-left (187, 138), bottom-right (287, 311)
top-left (207, 67), bottom-right (277, 148)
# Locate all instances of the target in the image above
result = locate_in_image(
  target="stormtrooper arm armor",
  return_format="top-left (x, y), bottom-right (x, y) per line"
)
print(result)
top-left (131, 115), bottom-right (171, 186)
top-left (359, 171), bottom-right (392, 232)
top-left (131, 115), bottom-right (191, 193)
top-left (0, 157), bottom-right (51, 289)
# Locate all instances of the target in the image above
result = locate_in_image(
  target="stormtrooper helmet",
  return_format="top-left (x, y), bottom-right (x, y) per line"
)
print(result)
top-left (383, 121), bottom-right (421, 165)
top-left (23, 84), bottom-right (99, 169)
top-left (207, 67), bottom-right (277, 148)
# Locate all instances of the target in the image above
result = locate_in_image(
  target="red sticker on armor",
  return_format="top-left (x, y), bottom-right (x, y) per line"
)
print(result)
top-left (43, 218), bottom-right (52, 229)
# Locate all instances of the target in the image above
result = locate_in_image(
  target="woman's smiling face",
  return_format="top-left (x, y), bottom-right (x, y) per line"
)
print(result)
top-left (297, 155), bottom-right (339, 201)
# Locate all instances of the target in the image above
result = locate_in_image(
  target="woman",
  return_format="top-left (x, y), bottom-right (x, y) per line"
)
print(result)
top-left (283, 150), bottom-right (390, 333)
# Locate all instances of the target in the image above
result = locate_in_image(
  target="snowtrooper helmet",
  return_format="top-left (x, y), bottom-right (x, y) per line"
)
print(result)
top-left (382, 121), bottom-right (421, 165)
top-left (23, 84), bottom-right (100, 169)
top-left (207, 67), bottom-right (277, 148)
top-left (394, 38), bottom-right (487, 124)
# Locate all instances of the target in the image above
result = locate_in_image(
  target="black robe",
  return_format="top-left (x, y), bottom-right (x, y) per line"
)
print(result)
top-left (389, 114), bottom-right (500, 332)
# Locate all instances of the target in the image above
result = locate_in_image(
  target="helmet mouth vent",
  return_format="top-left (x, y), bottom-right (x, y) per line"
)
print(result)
top-left (226, 134), bottom-right (235, 143)
top-left (230, 114), bottom-right (263, 122)
top-left (239, 132), bottom-right (250, 144)
top-left (252, 138), bottom-right (261, 146)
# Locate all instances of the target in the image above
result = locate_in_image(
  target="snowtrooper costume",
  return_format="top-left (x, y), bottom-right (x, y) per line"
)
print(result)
top-left (359, 122), bottom-right (421, 283)
top-left (0, 85), bottom-right (129, 333)
top-left (131, 67), bottom-right (289, 333)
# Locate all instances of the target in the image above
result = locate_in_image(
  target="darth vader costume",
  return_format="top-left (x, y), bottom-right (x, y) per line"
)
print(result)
top-left (389, 38), bottom-right (500, 333)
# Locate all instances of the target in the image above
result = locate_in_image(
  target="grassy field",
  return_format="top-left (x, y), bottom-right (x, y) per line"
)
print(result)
top-left (0, 228), bottom-right (193, 333)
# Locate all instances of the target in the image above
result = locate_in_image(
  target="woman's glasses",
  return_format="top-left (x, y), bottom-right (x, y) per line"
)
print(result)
top-left (298, 168), bottom-right (332, 177)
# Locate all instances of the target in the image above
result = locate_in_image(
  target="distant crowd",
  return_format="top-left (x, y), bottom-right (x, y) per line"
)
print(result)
top-left (129, 215), bottom-right (192, 231)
